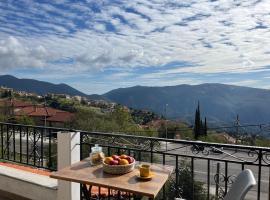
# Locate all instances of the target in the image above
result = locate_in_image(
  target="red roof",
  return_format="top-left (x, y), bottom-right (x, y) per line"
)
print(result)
top-left (0, 99), bottom-right (32, 108)
top-left (0, 99), bottom-right (74, 123)
top-left (12, 99), bottom-right (33, 107)
top-left (30, 107), bottom-right (61, 117)
top-left (46, 112), bottom-right (74, 123)
top-left (15, 106), bottom-right (62, 116)
top-left (14, 106), bottom-right (74, 123)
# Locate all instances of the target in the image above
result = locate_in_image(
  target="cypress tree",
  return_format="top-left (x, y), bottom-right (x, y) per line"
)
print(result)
top-left (194, 109), bottom-right (197, 139)
top-left (200, 119), bottom-right (203, 136)
top-left (193, 102), bottom-right (208, 139)
top-left (204, 117), bottom-right (207, 136)
top-left (194, 102), bottom-right (201, 139)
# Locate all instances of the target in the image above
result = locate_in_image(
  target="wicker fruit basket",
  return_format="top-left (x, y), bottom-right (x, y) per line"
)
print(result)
top-left (102, 160), bottom-right (136, 175)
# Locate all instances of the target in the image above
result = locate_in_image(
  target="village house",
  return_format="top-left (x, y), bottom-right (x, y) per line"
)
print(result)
top-left (0, 99), bottom-right (74, 127)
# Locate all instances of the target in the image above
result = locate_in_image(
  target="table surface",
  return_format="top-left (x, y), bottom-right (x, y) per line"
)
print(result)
top-left (50, 158), bottom-right (174, 198)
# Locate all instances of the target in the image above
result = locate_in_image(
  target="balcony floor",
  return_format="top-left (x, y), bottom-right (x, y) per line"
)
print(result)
top-left (0, 190), bottom-right (30, 200)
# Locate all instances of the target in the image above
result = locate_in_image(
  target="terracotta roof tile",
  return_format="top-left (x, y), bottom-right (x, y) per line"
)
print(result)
top-left (0, 99), bottom-right (32, 107)
top-left (14, 106), bottom-right (35, 115)
top-left (46, 112), bottom-right (74, 122)
top-left (15, 106), bottom-right (65, 116)
top-left (0, 99), bottom-right (74, 123)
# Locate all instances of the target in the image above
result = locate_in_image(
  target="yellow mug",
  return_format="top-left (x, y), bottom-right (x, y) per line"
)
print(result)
top-left (139, 164), bottom-right (150, 177)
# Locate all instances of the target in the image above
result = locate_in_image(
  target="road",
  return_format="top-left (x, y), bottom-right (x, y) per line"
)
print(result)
top-left (159, 142), bottom-right (269, 200)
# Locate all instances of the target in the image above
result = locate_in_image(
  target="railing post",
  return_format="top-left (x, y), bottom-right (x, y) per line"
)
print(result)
top-left (57, 131), bottom-right (80, 200)
top-left (215, 162), bottom-right (220, 199)
top-left (268, 166), bottom-right (270, 200)
top-left (257, 149), bottom-right (262, 200)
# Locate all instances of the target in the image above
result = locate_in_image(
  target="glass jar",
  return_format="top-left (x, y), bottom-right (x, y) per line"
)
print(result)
top-left (89, 144), bottom-right (105, 165)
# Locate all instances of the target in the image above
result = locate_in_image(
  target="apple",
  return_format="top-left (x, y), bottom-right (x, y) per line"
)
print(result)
top-left (109, 160), bottom-right (119, 165)
top-left (112, 155), bottom-right (120, 160)
top-left (120, 154), bottom-right (128, 159)
top-left (126, 156), bottom-right (134, 164)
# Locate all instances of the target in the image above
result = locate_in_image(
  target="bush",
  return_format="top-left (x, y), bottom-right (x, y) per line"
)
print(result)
top-left (165, 161), bottom-right (208, 200)
top-left (71, 105), bottom-right (149, 135)
top-left (16, 115), bottom-right (35, 125)
top-left (0, 113), bottom-right (8, 122)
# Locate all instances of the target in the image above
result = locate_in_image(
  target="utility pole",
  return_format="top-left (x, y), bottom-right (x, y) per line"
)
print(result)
top-left (44, 98), bottom-right (47, 127)
top-left (235, 114), bottom-right (240, 144)
top-left (165, 104), bottom-right (168, 151)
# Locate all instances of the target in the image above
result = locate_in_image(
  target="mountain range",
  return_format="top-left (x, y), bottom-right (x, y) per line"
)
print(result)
top-left (104, 84), bottom-right (270, 125)
top-left (0, 75), bottom-right (86, 97)
top-left (1, 75), bottom-right (270, 126)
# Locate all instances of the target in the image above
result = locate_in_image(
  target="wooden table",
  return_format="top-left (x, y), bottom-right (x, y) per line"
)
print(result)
top-left (50, 158), bottom-right (174, 199)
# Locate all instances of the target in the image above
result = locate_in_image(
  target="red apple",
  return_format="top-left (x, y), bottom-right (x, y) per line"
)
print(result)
top-left (109, 160), bottom-right (119, 165)
top-left (112, 155), bottom-right (119, 160)
top-left (126, 156), bottom-right (135, 164)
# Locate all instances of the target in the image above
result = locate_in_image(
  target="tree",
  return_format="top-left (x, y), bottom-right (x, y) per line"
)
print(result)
top-left (16, 115), bottom-right (35, 125)
top-left (204, 117), bottom-right (207, 136)
top-left (165, 160), bottom-right (208, 200)
top-left (1, 90), bottom-right (12, 98)
top-left (194, 102), bottom-right (201, 139)
top-left (71, 105), bottom-right (143, 134)
top-left (111, 105), bottom-right (133, 129)
top-left (0, 113), bottom-right (8, 122)
top-left (193, 102), bottom-right (208, 139)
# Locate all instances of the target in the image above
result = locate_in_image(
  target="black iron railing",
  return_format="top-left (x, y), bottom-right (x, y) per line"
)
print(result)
top-left (0, 122), bottom-right (269, 199)
top-left (80, 131), bottom-right (270, 200)
top-left (0, 122), bottom-right (66, 171)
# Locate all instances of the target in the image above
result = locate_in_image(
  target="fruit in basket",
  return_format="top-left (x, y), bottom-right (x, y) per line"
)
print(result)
top-left (112, 155), bottom-right (121, 162)
top-left (112, 155), bottom-right (119, 160)
top-left (109, 160), bottom-right (119, 165)
top-left (119, 159), bottom-right (129, 165)
top-left (103, 155), bottom-right (136, 174)
top-left (105, 154), bottom-right (135, 166)
top-left (120, 154), bottom-right (128, 159)
top-left (104, 157), bottom-right (114, 164)
top-left (126, 156), bottom-right (135, 164)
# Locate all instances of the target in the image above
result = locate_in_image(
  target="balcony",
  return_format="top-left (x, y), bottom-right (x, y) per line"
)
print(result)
top-left (0, 122), bottom-right (269, 200)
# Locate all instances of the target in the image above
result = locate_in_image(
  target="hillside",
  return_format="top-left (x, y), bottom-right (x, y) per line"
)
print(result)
top-left (0, 75), bottom-right (87, 97)
top-left (2, 75), bottom-right (270, 126)
top-left (104, 84), bottom-right (270, 125)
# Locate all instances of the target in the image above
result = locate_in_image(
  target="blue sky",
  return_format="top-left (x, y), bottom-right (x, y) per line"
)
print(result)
top-left (0, 0), bottom-right (270, 94)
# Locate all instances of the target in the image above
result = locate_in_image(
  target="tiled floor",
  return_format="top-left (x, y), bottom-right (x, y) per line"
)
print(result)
top-left (0, 190), bottom-right (31, 200)
top-left (0, 162), bottom-right (54, 200)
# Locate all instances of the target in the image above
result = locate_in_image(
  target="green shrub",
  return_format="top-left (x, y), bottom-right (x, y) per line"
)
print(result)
top-left (164, 161), bottom-right (208, 200)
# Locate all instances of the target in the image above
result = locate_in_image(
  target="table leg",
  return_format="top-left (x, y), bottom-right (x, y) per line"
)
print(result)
top-left (82, 184), bottom-right (91, 200)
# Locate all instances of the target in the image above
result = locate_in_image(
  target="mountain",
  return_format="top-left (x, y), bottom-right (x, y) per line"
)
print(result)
top-left (2, 75), bottom-right (270, 127)
top-left (103, 84), bottom-right (270, 125)
top-left (88, 94), bottom-right (109, 101)
top-left (0, 75), bottom-right (87, 97)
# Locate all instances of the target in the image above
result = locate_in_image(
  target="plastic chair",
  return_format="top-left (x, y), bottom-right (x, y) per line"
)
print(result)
top-left (224, 169), bottom-right (256, 200)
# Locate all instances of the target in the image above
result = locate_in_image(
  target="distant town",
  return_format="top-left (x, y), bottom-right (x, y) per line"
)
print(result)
top-left (0, 85), bottom-right (117, 126)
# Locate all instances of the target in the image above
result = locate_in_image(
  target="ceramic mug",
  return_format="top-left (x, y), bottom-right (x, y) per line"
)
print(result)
top-left (139, 164), bottom-right (150, 177)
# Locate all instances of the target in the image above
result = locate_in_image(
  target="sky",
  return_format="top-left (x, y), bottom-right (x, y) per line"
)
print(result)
top-left (0, 0), bottom-right (270, 94)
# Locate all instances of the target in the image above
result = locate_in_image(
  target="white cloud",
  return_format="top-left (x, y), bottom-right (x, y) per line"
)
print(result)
top-left (0, 0), bottom-right (270, 76)
top-left (0, 36), bottom-right (50, 70)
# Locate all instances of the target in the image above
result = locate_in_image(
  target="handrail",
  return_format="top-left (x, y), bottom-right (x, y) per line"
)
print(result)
top-left (0, 122), bottom-right (269, 151)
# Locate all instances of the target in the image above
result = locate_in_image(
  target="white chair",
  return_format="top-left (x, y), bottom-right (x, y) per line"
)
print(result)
top-left (224, 169), bottom-right (256, 200)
